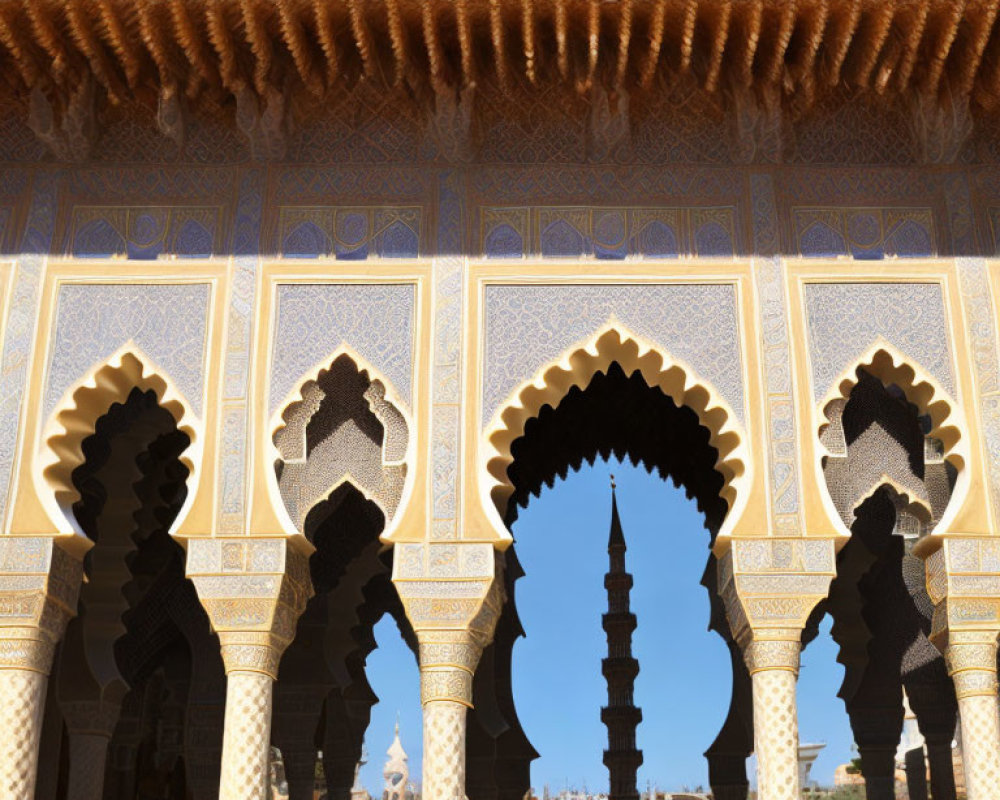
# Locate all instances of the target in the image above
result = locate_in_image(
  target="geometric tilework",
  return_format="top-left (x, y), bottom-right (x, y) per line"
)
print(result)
top-left (45, 283), bottom-right (212, 419)
top-left (804, 282), bottom-right (954, 402)
top-left (69, 206), bottom-right (225, 259)
top-left (482, 283), bottom-right (744, 425)
top-left (277, 207), bottom-right (421, 259)
top-left (482, 206), bottom-right (737, 259)
top-left (793, 207), bottom-right (935, 258)
top-left (269, 283), bottom-right (416, 414)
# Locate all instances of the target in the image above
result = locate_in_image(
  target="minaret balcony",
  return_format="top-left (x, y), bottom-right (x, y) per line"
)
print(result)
top-left (601, 656), bottom-right (639, 681)
top-left (600, 705), bottom-right (643, 727)
top-left (604, 573), bottom-right (634, 591)
top-left (601, 612), bottom-right (637, 633)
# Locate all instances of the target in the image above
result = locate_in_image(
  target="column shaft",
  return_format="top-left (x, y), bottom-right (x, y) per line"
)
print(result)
top-left (219, 670), bottom-right (275, 800)
top-left (946, 640), bottom-right (1000, 800)
top-left (746, 639), bottom-right (801, 800)
top-left (926, 741), bottom-right (957, 800)
top-left (0, 666), bottom-right (49, 799)
top-left (66, 733), bottom-right (111, 800)
top-left (904, 748), bottom-right (929, 800)
top-left (424, 699), bottom-right (468, 800)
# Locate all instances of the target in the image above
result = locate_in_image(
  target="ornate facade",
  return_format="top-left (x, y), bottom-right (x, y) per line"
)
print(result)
top-left (1, 1), bottom-right (1000, 799)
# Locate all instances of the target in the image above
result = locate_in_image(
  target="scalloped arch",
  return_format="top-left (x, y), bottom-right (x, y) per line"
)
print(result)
top-left (269, 344), bottom-right (413, 534)
top-left (38, 347), bottom-right (200, 534)
top-left (817, 344), bottom-right (966, 471)
top-left (483, 325), bottom-right (748, 525)
top-left (817, 343), bottom-right (969, 537)
top-left (848, 479), bottom-right (934, 526)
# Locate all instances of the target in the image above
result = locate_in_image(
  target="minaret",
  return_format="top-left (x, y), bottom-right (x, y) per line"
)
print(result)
top-left (601, 479), bottom-right (643, 800)
top-left (383, 718), bottom-right (409, 800)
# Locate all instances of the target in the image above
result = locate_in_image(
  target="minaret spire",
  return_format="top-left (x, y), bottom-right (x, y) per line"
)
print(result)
top-left (602, 478), bottom-right (642, 800)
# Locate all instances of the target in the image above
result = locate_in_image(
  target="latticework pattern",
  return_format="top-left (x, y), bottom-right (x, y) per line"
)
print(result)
top-left (219, 672), bottom-right (274, 800)
top-left (423, 700), bottom-right (467, 800)
top-left (751, 669), bottom-right (800, 800)
top-left (957, 692), bottom-right (1000, 800)
top-left (0, 669), bottom-right (47, 800)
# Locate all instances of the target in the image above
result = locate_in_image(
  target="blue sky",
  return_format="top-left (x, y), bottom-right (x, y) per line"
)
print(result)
top-left (361, 459), bottom-right (855, 793)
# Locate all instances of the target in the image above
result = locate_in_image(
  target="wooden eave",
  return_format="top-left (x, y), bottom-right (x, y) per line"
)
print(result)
top-left (1, 0), bottom-right (999, 119)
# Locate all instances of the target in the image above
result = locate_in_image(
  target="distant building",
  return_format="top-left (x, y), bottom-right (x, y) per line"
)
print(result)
top-left (351, 743), bottom-right (371, 800)
top-left (383, 720), bottom-right (415, 800)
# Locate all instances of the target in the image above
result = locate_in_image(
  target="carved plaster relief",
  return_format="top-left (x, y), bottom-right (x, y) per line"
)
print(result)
top-left (44, 283), bottom-right (212, 420)
top-left (482, 283), bottom-right (744, 426)
top-left (67, 206), bottom-right (224, 259)
top-left (804, 282), bottom-right (955, 402)
top-left (277, 207), bottom-right (421, 259)
top-left (269, 284), bottom-right (416, 414)
top-left (481, 206), bottom-right (737, 259)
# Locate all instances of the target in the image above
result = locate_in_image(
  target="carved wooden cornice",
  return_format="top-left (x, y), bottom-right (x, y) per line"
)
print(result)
top-left (0, 0), bottom-right (998, 159)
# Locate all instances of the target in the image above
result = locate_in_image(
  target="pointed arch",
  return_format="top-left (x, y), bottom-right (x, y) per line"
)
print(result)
top-left (269, 345), bottom-right (413, 537)
top-left (482, 325), bottom-right (749, 533)
top-left (817, 343), bottom-right (969, 536)
top-left (38, 347), bottom-right (200, 535)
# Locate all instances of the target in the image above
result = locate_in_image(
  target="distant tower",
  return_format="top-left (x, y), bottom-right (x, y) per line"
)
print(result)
top-left (601, 480), bottom-right (643, 800)
top-left (352, 741), bottom-right (371, 800)
top-left (383, 719), bottom-right (409, 800)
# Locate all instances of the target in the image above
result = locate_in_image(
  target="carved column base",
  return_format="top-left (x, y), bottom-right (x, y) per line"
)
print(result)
top-left (945, 637), bottom-right (1000, 800)
top-left (745, 636), bottom-right (801, 800)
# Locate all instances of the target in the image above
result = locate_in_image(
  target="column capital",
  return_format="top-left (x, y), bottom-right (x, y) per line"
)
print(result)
top-left (919, 537), bottom-right (1000, 651)
top-left (187, 536), bottom-right (313, 680)
top-left (717, 537), bottom-right (836, 647)
top-left (0, 536), bottom-right (85, 674)
top-left (418, 629), bottom-right (486, 707)
top-left (742, 632), bottom-right (802, 675)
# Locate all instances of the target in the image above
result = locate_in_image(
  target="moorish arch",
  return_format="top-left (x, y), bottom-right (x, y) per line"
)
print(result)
top-left (271, 350), bottom-right (410, 534)
top-left (269, 351), bottom-right (417, 800)
top-left (38, 348), bottom-right (201, 537)
top-left (471, 326), bottom-right (753, 800)
top-left (483, 326), bottom-right (748, 534)
top-left (35, 355), bottom-right (205, 800)
top-left (812, 347), bottom-right (968, 800)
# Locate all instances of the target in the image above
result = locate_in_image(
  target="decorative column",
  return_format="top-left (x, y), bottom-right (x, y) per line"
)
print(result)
top-left (744, 633), bottom-right (802, 800)
top-left (393, 542), bottom-right (504, 800)
top-left (944, 633), bottom-right (1000, 798)
top-left (419, 628), bottom-right (482, 800)
top-left (718, 537), bottom-right (837, 800)
top-left (0, 537), bottom-right (84, 800)
top-left (60, 698), bottom-right (122, 800)
top-left (187, 537), bottom-right (312, 800)
top-left (920, 538), bottom-right (1000, 800)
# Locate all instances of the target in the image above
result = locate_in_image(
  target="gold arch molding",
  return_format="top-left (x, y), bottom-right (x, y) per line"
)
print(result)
top-left (37, 346), bottom-right (202, 538)
top-left (267, 343), bottom-right (416, 542)
top-left (815, 343), bottom-right (969, 538)
top-left (481, 325), bottom-right (750, 539)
